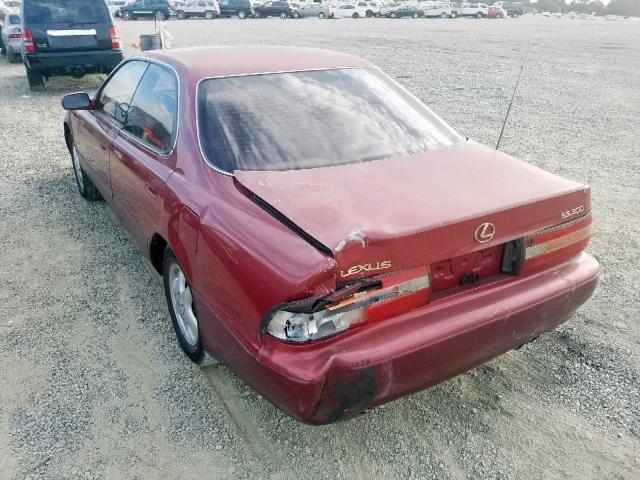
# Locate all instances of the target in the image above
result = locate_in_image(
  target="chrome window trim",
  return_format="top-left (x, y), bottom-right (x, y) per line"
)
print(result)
top-left (94, 56), bottom-right (180, 159)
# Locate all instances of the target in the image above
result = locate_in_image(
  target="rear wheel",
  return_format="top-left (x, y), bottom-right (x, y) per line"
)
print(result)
top-left (318, 11), bottom-right (325, 18)
top-left (352, 12), bottom-right (359, 18)
top-left (154, 10), bottom-right (167, 20)
top-left (163, 248), bottom-right (204, 363)
top-left (70, 138), bottom-right (101, 201)
top-left (205, 9), bottom-right (215, 18)
top-left (176, 10), bottom-right (186, 19)
top-left (441, 11), bottom-right (448, 18)
top-left (280, 11), bottom-right (288, 18)
top-left (497, 13), bottom-right (503, 18)
top-left (238, 9), bottom-right (247, 19)
top-left (412, 12), bottom-right (419, 18)
top-left (292, 10), bottom-right (299, 18)
top-left (123, 10), bottom-right (133, 20)
top-left (390, 12), bottom-right (396, 18)
top-left (26, 67), bottom-right (44, 91)
top-left (450, 10), bottom-right (457, 18)
top-left (375, 11), bottom-right (381, 17)
top-left (366, 9), bottom-right (373, 17)
top-left (476, 11), bottom-right (482, 18)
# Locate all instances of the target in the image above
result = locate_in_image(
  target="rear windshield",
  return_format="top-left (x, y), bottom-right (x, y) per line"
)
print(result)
top-left (24, 0), bottom-right (110, 24)
top-left (197, 68), bottom-right (463, 172)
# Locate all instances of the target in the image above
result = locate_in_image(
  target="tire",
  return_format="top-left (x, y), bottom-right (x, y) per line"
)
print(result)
top-left (441, 11), bottom-right (448, 18)
top-left (163, 248), bottom-right (204, 363)
top-left (205, 9), bottom-right (214, 19)
top-left (450, 11), bottom-right (457, 18)
top-left (26, 67), bottom-right (44, 91)
top-left (352, 12), bottom-right (359, 18)
top-left (176, 10), bottom-right (186, 19)
top-left (238, 9), bottom-right (247, 19)
top-left (390, 12), bottom-right (396, 18)
top-left (123, 10), bottom-right (133, 20)
top-left (497, 13), bottom-right (503, 18)
top-left (280, 11), bottom-right (288, 19)
top-left (292, 10), bottom-right (299, 18)
top-left (366, 9), bottom-right (373, 17)
top-left (154, 10), bottom-right (167, 20)
top-left (476, 11), bottom-right (482, 18)
top-left (318, 11), bottom-right (325, 18)
top-left (330, 12), bottom-right (334, 18)
top-left (375, 11), bottom-right (381, 17)
top-left (69, 137), bottom-right (101, 201)
top-left (412, 12), bottom-right (419, 18)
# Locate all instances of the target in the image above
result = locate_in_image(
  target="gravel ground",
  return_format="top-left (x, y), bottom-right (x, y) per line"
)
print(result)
top-left (0, 15), bottom-right (639, 480)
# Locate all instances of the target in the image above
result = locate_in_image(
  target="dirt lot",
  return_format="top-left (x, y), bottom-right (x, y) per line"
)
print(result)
top-left (0, 15), bottom-right (639, 480)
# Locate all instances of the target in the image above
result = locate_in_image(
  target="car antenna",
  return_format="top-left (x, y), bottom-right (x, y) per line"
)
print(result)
top-left (496, 41), bottom-right (532, 151)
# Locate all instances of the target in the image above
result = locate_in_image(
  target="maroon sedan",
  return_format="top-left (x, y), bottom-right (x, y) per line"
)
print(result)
top-left (62, 46), bottom-right (598, 424)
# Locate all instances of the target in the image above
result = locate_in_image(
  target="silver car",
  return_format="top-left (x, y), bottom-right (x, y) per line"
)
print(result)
top-left (1, 11), bottom-right (21, 63)
top-left (296, 2), bottom-right (333, 17)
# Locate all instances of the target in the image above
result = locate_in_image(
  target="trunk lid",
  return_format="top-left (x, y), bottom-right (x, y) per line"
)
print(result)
top-left (235, 142), bottom-right (590, 281)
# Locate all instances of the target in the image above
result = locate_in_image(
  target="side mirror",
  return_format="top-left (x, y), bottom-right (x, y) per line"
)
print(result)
top-left (61, 92), bottom-right (94, 111)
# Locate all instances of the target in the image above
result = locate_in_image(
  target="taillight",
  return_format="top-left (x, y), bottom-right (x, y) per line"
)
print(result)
top-left (264, 267), bottom-right (429, 342)
top-left (109, 26), bottom-right (121, 49)
top-left (23, 28), bottom-right (35, 53)
top-left (522, 214), bottom-right (591, 274)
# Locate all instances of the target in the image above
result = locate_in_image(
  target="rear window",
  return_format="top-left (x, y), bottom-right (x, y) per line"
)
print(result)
top-left (197, 68), bottom-right (463, 173)
top-left (24, 0), bottom-right (110, 24)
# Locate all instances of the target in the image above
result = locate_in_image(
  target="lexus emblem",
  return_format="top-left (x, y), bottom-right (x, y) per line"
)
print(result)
top-left (474, 222), bottom-right (495, 243)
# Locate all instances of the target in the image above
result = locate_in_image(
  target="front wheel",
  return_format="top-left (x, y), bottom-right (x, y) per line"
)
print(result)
top-left (441, 11), bottom-right (448, 18)
top-left (352, 12), bottom-right (359, 18)
top-left (375, 11), bottom-right (381, 17)
top-left (476, 11), bottom-right (483, 18)
top-left (163, 249), bottom-right (204, 363)
top-left (412, 12), bottom-right (419, 18)
top-left (238, 9), bottom-right (247, 19)
top-left (176, 10), bottom-right (186, 19)
top-left (292, 10), bottom-right (299, 18)
top-left (69, 138), bottom-right (101, 201)
top-left (318, 11), bottom-right (325, 18)
top-left (205, 9), bottom-right (215, 19)
top-left (450, 11), bottom-right (457, 18)
top-left (390, 12), bottom-right (396, 18)
top-left (122, 10), bottom-right (133, 20)
top-left (154, 10), bottom-right (167, 20)
top-left (280, 11), bottom-right (288, 18)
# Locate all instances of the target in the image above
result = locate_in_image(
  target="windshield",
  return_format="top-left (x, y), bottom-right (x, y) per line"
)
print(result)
top-left (24, 0), bottom-right (109, 24)
top-left (198, 68), bottom-right (462, 172)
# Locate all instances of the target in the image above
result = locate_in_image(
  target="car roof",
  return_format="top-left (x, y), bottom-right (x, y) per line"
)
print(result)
top-left (138, 46), bottom-right (375, 82)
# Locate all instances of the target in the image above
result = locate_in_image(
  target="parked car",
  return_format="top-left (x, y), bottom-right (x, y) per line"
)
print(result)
top-left (296, 2), bottom-right (333, 17)
top-left (333, 3), bottom-right (367, 17)
top-left (107, 0), bottom-right (127, 17)
top-left (120, 0), bottom-right (175, 20)
top-left (20, 0), bottom-right (123, 90)
top-left (217, 0), bottom-right (254, 18)
top-left (492, 1), bottom-right (522, 17)
top-left (422, 1), bottom-right (452, 18)
top-left (176, 0), bottom-right (220, 18)
top-left (384, 3), bottom-right (424, 17)
top-left (459, 3), bottom-right (487, 17)
top-left (254, 1), bottom-right (298, 18)
top-left (62, 45), bottom-right (598, 424)
top-left (487, 5), bottom-right (505, 17)
top-left (356, 1), bottom-right (379, 17)
top-left (1, 11), bottom-right (20, 62)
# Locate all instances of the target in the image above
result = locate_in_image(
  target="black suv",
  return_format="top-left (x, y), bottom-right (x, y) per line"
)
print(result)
top-left (21, 0), bottom-right (124, 90)
top-left (254, 1), bottom-right (298, 18)
top-left (120, 0), bottom-right (175, 21)
top-left (218, 0), bottom-right (254, 18)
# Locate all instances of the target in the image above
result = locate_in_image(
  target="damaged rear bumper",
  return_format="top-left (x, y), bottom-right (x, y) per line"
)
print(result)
top-left (215, 253), bottom-right (599, 424)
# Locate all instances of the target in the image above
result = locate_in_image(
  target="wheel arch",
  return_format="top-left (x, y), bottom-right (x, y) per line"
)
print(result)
top-left (63, 122), bottom-right (72, 153)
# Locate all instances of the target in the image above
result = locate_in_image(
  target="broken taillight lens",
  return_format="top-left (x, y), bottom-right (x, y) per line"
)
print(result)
top-left (522, 214), bottom-right (591, 274)
top-left (265, 267), bottom-right (429, 342)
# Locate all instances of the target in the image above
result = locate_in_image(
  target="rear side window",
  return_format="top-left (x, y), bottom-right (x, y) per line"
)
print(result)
top-left (123, 64), bottom-right (178, 152)
top-left (24, 0), bottom-right (110, 24)
top-left (9, 14), bottom-right (20, 24)
top-left (98, 61), bottom-right (148, 125)
top-left (197, 68), bottom-right (463, 172)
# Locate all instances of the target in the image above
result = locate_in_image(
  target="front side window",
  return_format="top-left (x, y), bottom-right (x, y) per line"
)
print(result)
top-left (98, 61), bottom-right (148, 125)
top-left (198, 68), bottom-right (462, 173)
top-left (123, 64), bottom-right (178, 152)
top-left (24, 0), bottom-right (110, 24)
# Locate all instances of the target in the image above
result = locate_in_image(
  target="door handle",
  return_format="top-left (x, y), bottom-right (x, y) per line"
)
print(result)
top-left (145, 184), bottom-right (158, 198)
